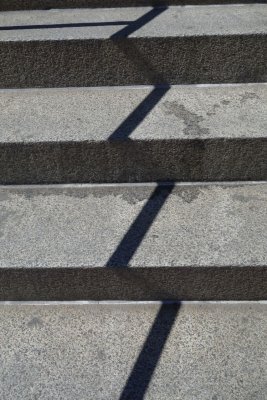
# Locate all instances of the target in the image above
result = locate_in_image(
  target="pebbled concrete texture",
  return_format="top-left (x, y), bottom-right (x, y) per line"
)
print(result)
top-left (0, 183), bottom-right (266, 300)
top-left (0, 302), bottom-right (266, 399)
top-left (0, 6), bottom-right (266, 87)
top-left (1, 84), bottom-right (266, 142)
top-left (1, 6), bottom-right (267, 40)
top-left (0, 0), bottom-right (265, 11)
top-left (0, 84), bottom-right (266, 184)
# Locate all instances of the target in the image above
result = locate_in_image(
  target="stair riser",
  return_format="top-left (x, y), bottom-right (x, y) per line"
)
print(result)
top-left (1, 139), bottom-right (266, 184)
top-left (1, 267), bottom-right (266, 301)
top-left (0, 36), bottom-right (266, 88)
top-left (0, 0), bottom-right (264, 11)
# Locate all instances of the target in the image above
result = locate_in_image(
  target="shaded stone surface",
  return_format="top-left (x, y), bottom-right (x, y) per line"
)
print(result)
top-left (0, 183), bottom-right (266, 300)
top-left (0, 84), bottom-right (266, 184)
top-left (0, 0), bottom-right (265, 11)
top-left (0, 5), bottom-right (266, 88)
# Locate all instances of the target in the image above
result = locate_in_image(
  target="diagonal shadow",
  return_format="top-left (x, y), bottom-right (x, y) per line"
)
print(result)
top-left (0, 6), bottom-right (167, 33)
top-left (106, 183), bottom-right (174, 267)
top-left (106, 184), bottom-right (178, 397)
top-left (0, 21), bottom-right (130, 30)
top-left (109, 7), bottom-right (170, 141)
top-left (111, 6), bottom-right (167, 39)
top-left (109, 85), bottom-right (169, 140)
top-left (106, 11), bottom-right (176, 394)
top-left (119, 302), bottom-right (180, 400)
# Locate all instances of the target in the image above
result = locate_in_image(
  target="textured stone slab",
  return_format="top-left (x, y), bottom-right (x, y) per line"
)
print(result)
top-left (0, 183), bottom-right (266, 300)
top-left (0, 0), bottom-right (264, 11)
top-left (0, 84), bottom-right (266, 184)
top-left (0, 5), bottom-right (266, 87)
top-left (0, 302), bottom-right (266, 399)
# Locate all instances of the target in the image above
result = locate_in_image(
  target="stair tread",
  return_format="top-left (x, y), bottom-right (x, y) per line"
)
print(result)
top-left (1, 182), bottom-right (267, 268)
top-left (1, 84), bottom-right (266, 142)
top-left (0, 5), bottom-right (266, 42)
top-left (0, 302), bottom-right (266, 399)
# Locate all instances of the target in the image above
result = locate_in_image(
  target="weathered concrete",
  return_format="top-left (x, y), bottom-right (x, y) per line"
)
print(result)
top-left (0, 84), bottom-right (266, 184)
top-left (0, 5), bottom-right (266, 87)
top-left (0, 0), bottom-right (265, 11)
top-left (0, 183), bottom-right (266, 300)
top-left (0, 302), bottom-right (266, 399)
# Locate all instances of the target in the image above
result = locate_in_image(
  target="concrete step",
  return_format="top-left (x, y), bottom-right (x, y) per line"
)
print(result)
top-left (1, 83), bottom-right (266, 184)
top-left (0, 0), bottom-right (264, 11)
top-left (0, 182), bottom-right (266, 300)
top-left (0, 5), bottom-right (266, 88)
top-left (0, 301), bottom-right (266, 399)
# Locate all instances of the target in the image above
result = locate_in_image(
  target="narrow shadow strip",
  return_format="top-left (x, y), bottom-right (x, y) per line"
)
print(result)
top-left (119, 303), bottom-right (181, 400)
top-left (106, 183), bottom-right (174, 267)
top-left (0, 21), bottom-right (130, 30)
top-left (111, 6), bottom-right (167, 38)
top-left (109, 86), bottom-right (170, 140)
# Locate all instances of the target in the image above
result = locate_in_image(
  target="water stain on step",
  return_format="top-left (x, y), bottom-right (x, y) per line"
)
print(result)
top-left (239, 91), bottom-right (260, 104)
top-left (0, 209), bottom-right (14, 238)
top-left (175, 187), bottom-right (201, 204)
top-left (162, 101), bottom-right (210, 137)
top-left (10, 187), bottom-right (153, 205)
top-left (27, 317), bottom-right (43, 328)
top-left (232, 194), bottom-right (266, 204)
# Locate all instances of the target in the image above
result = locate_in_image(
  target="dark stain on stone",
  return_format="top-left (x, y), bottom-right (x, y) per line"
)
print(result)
top-left (7, 187), bottom-right (155, 205)
top-left (163, 101), bottom-right (210, 137)
top-left (232, 194), bottom-right (266, 204)
top-left (176, 187), bottom-right (201, 203)
top-left (221, 99), bottom-right (230, 105)
top-left (27, 317), bottom-right (43, 328)
top-left (239, 92), bottom-right (260, 104)
top-left (206, 103), bottom-right (221, 116)
top-left (121, 188), bottom-right (152, 205)
top-left (0, 208), bottom-right (13, 237)
top-left (0, 191), bottom-right (9, 202)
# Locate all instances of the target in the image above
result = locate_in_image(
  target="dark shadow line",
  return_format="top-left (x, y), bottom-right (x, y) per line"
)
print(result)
top-left (0, 6), bottom-right (167, 33)
top-left (108, 86), bottom-right (170, 140)
top-left (108, 7), bottom-right (169, 140)
top-left (111, 6), bottom-right (168, 38)
top-left (119, 302), bottom-right (181, 400)
top-left (0, 21), bottom-right (130, 31)
top-left (106, 183), bottom-right (174, 267)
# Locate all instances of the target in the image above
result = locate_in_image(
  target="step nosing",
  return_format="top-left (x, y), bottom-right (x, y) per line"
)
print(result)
top-left (0, 182), bottom-right (266, 300)
top-left (0, 300), bottom-right (267, 305)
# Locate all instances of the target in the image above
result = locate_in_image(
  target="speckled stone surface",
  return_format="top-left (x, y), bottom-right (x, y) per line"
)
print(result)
top-left (0, 183), bottom-right (266, 300)
top-left (0, 84), bottom-right (266, 184)
top-left (0, 0), bottom-right (265, 11)
top-left (0, 5), bottom-right (266, 87)
top-left (0, 302), bottom-right (266, 399)
top-left (1, 6), bottom-right (267, 40)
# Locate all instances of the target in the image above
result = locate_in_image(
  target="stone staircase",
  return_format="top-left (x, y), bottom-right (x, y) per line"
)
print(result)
top-left (0, 1), bottom-right (266, 399)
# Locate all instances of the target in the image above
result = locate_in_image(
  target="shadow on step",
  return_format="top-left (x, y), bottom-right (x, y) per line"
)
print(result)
top-left (106, 183), bottom-right (174, 267)
top-left (119, 302), bottom-right (180, 400)
top-left (108, 85), bottom-right (170, 140)
top-left (106, 184), bottom-right (178, 398)
top-left (0, 6), bottom-right (167, 34)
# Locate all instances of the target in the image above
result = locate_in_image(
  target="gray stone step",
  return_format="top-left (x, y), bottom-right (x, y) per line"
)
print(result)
top-left (0, 301), bottom-right (266, 399)
top-left (1, 83), bottom-right (267, 184)
top-left (0, 5), bottom-right (266, 88)
top-left (0, 182), bottom-right (266, 300)
top-left (0, 0), bottom-right (264, 11)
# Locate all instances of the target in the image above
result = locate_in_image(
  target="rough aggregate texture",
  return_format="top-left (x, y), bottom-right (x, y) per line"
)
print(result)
top-left (0, 6), bottom-right (266, 88)
top-left (0, 0), bottom-right (265, 11)
top-left (0, 303), bottom-right (266, 399)
top-left (0, 183), bottom-right (266, 300)
top-left (0, 84), bottom-right (266, 184)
